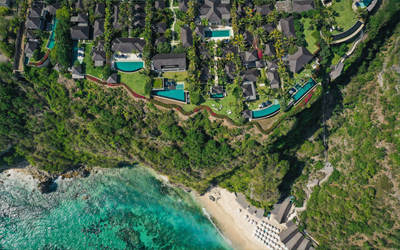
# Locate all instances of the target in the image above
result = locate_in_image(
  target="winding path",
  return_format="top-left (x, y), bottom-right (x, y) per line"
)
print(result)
top-left (168, 1), bottom-right (179, 52)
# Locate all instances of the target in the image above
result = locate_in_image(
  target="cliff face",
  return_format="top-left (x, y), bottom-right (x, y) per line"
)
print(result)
top-left (296, 18), bottom-right (400, 249)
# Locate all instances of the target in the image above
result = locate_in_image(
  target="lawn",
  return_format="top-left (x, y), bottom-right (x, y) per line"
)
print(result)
top-left (294, 68), bottom-right (312, 84)
top-left (81, 44), bottom-right (103, 80)
top-left (153, 77), bottom-right (163, 88)
top-left (162, 71), bottom-right (188, 81)
top-left (181, 89), bottom-right (238, 119)
top-left (174, 21), bottom-right (184, 40)
top-left (331, 0), bottom-right (358, 35)
top-left (118, 71), bottom-right (148, 97)
top-left (332, 53), bottom-right (342, 65)
top-left (301, 18), bottom-right (319, 54)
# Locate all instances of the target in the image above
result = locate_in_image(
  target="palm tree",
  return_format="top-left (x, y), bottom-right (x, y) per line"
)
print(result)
top-left (234, 34), bottom-right (245, 48)
top-left (201, 18), bottom-right (209, 27)
top-left (226, 52), bottom-right (235, 62)
top-left (253, 13), bottom-right (263, 26)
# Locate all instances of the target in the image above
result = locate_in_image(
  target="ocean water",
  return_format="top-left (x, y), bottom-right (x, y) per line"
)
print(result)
top-left (0, 166), bottom-right (232, 250)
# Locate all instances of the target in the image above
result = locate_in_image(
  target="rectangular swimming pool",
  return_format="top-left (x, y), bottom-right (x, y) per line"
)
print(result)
top-left (152, 84), bottom-right (186, 102)
top-left (292, 78), bottom-right (316, 101)
top-left (46, 21), bottom-right (57, 49)
top-left (252, 103), bottom-right (281, 118)
top-left (205, 30), bottom-right (231, 38)
top-left (71, 41), bottom-right (78, 66)
top-left (115, 61), bottom-right (144, 72)
top-left (210, 93), bottom-right (224, 98)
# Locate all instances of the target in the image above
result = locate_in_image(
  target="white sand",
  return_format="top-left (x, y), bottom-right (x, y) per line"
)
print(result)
top-left (195, 187), bottom-right (286, 250)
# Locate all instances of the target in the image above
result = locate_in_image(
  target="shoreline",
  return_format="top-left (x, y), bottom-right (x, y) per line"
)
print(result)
top-left (1, 162), bottom-right (267, 250)
top-left (194, 187), bottom-right (270, 250)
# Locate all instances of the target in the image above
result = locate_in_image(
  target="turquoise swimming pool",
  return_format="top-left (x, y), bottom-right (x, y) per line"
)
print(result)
top-left (71, 41), bottom-right (78, 66)
top-left (252, 103), bottom-right (281, 119)
top-left (292, 78), bottom-right (316, 101)
top-left (210, 93), bottom-right (224, 98)
top-left (47, 21), bottom-right (57, 49)
top-left (115, 61), bottom-right (144, 72)
top-left (358, 0), bottom-right (372, 8)
top-left (205, 30), bottom-right (231, 38)
top-left (152, 84), bottom-right (186, 102)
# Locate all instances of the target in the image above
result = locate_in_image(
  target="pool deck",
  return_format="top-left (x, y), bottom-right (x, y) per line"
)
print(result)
top-left (203, 26), bottom-right (233, 41)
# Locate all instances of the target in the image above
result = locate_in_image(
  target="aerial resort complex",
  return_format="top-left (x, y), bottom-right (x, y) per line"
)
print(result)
top-left (19, 0), bottom-right (378, 131)
top-left (11, 0), bottom-right (384, 248)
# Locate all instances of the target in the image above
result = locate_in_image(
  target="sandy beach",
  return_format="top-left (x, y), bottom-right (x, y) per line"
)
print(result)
top-left (195, 187), bottom-right (285, 250)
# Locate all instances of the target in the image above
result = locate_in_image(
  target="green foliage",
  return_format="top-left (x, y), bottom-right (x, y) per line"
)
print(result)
top-left (156, 42), bottom-right (171, 54)
top-left (55, 7), bottom-right (72, 69)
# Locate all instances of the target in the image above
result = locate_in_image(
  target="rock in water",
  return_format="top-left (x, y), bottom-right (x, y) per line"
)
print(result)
top-left (37, 179), bottom-right (53, 194)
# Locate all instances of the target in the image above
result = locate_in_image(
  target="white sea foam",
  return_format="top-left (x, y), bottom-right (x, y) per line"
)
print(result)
top-left (202, 207), bottom-right (233, 245)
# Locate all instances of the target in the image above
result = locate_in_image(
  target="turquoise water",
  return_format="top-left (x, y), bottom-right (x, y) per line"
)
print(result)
top-left (71, 41), bottom-right (78, 66)
top-left (210, 94), bottom-right (224, 98)
top-left (47, 21), bottom-right (57, 49)
top-left (152, 84), bottom-right (186, 102)
top-left (359, 0), bottom-right (372, 8)
top-left (252, 103), bottom-right (281, 118)
top-left (292, 78), bottom-right (316, 101)
top-left (205, 30), bottom-right (231, 38)
top-left (115, 61), bottom-right (144, 72)
top-left (0, 167), bottom-right (232, 250)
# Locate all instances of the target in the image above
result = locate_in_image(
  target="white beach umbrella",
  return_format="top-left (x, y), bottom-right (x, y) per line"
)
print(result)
top-left (237, 209), bottom-right (241, 212)
top-left (252, 234), bottom-right (255, 237)
top-left (258, 238), bottom-right (261, 242)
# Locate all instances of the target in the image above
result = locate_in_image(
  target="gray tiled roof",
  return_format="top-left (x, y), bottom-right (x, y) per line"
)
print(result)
top-left (194, 25), bottom-right (204, 37)
top-left (113, 4), bottom-right (122, 29)
top-left (280, 17), bottom-right (296, 38)
top-left (72, 65), bottom-right (82, 75)
top-left (242, 68), bottom-right (259, 82)
top-left (70, 26), bottom-right (90, 39)
top-left (243, 30), bottom-right (253, 45)
top-left (292, 1), bottom-right (315, 13)
top-left (181, 26), bottom-right (193, 48)
top-left (76, 0), bottom-right (84, 10)
top-left (242, 109), bottom-right (251, 118)
top-left (92, 50), bottom-right (106, 61)
top-left (255, 4), bottom-right (273, 15)
top-left (242, 50), bottom-right (258, 62)
top-left (211, 85), bottom-right (224, 94)
top-left (264, 42), bottom-right (275, 56)
top-left (112, 37), bottom-right (146, 53)
top-left (48, 2), bottom-right (62, 15)
top-left (25, 41), bottom-right (37, 54)
top-left (107, 73), bottom-right (118, 84)
top-left (26, 30), bottom-right (36, 40)
top-left (26, 17), bottom-right (42, 29)
top-left (274, 197), bottom-right (292, 223)
top-left (297, 237), bottom-right (312, 250)
top-left (223, 44), bottom-right (238, 56)
top-left (155, 22), bottom-right (167, 34)
top-left (95, 3), bottom-right (105, 16)
top-left (286, 46), bottom-right (314, 73)
top-left (241, 82), bottom-right (256, 101)
top-left (199, 46), bottom-right (211, 59)
top-left (28, 7), bottom-right (42, 18)
top-left (261, 23), bottom-right (276, 33)
top-left (267, 59), bottom-right (279, 70)
top-left (155, 0), bottom-right (165, 9)
top-left (267, 70), bottom-right (280, 89)
top-left (279, 223), bottom-right (299, 244)
top-left (155, 35), bottom-right (167, 45)
top-left (200, 64), bottom-right (211, 81)
top-left (70, 13), bottom-right (87, 23)
top-left (199, 0), bottom-right (230, 23)
top-left (134, 13), bottom-right (146, 28)
top-left (179, 0), bottom-right (189, 12)
top-left (93, 19), bottom-right (105, 39)
top-left (97, 41), bottom-right (105, 50)
top-left (153, 53), bottom-right (187, 70)
top-left (286, 232), bottom-right (305, 250)
top-left (224, 62), bottom-right (236, 80)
